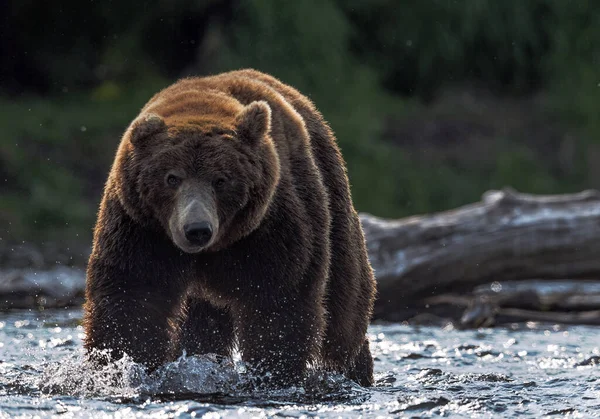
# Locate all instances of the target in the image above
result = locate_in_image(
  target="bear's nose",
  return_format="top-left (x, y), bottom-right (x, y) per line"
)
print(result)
top-left (184, 221), bottom-right (213, 247)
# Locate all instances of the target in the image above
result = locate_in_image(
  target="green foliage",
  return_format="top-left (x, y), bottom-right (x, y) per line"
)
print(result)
top-left (340, 0), bottom-right (554, 98)
top-left (2, 1), bottom-right (224, 94)
top-left (0, 79), bottom-right (168, 241)
top-left (543, 0), bottom-right (600, 143)
top-left (1, 0), bottom-right (599, 242)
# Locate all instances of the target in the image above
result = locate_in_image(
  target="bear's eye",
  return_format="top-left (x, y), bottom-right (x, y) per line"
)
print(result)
top-left (165, 173), bottom-right (182, 188)
top-left (213, 178), bottom-right (227, 190)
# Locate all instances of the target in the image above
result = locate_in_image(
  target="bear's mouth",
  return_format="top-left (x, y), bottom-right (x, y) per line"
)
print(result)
top-left (174, 241), bottom-right (211, 254)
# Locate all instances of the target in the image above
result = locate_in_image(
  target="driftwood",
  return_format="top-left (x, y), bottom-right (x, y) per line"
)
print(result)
top-left (2, 188), bottom-right (600, 329)
top-left (361, 188), bottom-right (600, 324)
top-left (425, 279), bottom-right (600, 327)
top-left (0, 267), bottom-right (85, 310)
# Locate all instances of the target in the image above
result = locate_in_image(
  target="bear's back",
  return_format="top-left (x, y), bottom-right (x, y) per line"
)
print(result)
top-left (140, 70), bottom-right (317, 160)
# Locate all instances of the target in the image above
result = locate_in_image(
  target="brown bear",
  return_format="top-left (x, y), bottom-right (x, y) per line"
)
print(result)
top-left (83, 69), bottom-right (377, 387)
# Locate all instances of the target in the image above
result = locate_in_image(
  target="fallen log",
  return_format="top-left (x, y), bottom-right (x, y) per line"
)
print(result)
top-left (2, 188), bottom-right (600, 329)
top-left (424, 279), bottom-right (600, 328)
top-left (361, 188), bottom-right (600, 322)
top-left (0, 267), bottom-right (85, 310)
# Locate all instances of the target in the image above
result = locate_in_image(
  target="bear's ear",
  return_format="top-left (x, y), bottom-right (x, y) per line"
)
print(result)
top-left (235, 101), bottom-right (272, 146)
top-left (129, 113), bottom-right (166, 147)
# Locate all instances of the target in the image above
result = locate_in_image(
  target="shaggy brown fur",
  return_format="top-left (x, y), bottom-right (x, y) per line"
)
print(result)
top-left (83, 69), bottom-right (377, 386)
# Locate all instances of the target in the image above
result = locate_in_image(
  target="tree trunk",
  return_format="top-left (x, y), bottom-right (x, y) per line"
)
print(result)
top-left (361, 188), bottom-right (600, 323)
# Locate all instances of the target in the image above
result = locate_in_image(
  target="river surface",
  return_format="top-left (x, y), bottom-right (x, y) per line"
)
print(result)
top-left (0, 308), bottom-right (599, 418)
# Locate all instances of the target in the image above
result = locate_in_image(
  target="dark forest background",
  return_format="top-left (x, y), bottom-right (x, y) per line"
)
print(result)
top-left (1, 0), bottom-right (599, 252)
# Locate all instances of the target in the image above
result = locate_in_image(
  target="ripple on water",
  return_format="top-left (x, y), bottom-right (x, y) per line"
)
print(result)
top-left (0, 309), bottom-right (599, 417)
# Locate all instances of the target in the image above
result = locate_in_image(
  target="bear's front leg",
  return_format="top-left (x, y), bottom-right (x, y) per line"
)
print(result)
top-left (235, 296), bottom-right (324, 387)
top-left (176, 297), bottom-right (235, 357)
top-left (83, 260), bottom-right (182, 370)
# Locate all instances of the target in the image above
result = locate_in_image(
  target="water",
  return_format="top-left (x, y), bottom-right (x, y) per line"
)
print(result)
top-left (1, 309), bottom-right (599, 418)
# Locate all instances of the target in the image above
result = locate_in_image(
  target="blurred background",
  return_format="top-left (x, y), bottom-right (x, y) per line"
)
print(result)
top-left (1, 0), bottom-right (599, 261)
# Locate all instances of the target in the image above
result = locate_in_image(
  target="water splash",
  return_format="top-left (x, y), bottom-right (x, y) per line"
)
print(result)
top-left (37, 349), bottom-right (361, 406)
top-left (1, 309), bottom-right (600, 417)
top-left (39, 351), bottom-right (239, 399)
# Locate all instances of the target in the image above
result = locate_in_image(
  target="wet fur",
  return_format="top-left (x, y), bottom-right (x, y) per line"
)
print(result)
top-left (83, 69), bottom-right (377, 386)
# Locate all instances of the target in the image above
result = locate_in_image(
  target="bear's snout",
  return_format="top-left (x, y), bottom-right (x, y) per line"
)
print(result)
top-left (184, 221), bottom-right (213, 247)
top-left (168, 183), bottom-right (219, 253)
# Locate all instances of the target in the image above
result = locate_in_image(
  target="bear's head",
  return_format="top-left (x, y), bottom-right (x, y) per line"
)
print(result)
top-left (114, 97), bottom-right (280, 253)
